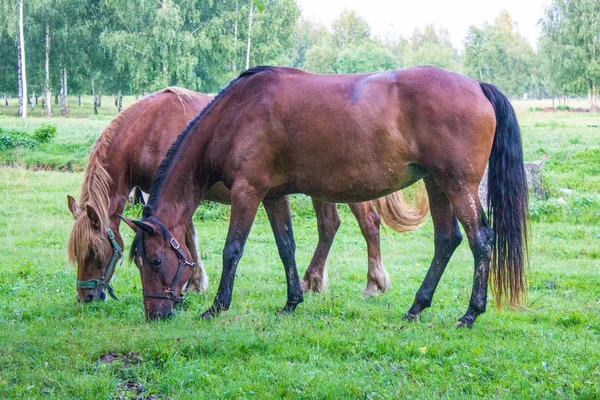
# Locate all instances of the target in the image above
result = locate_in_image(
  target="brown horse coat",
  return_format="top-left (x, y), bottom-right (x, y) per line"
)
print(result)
top-left (133, 66), bottom-right (527, 326)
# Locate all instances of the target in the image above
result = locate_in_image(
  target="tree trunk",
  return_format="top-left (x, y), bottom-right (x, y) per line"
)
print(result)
top-left (55, 94), bottom-right (58, 105)
top-left (591, 82), bottom-right (598, 113)
top-left (234, 0), bottom-right (239, 72)
top-left (118, 90), bottom-right (123, 112)
top-left (44, 23), bottom-right (52, 117)
top-left (91, 75), bottom-right (98, 115)
top-left (17, 0), bottom-right (27, 118)
top-left (78, 95), bottom-right (82, 106)
top-left (245, 0), bottom-right (253, 70)
top-left (98, 95), bottom-right (102, 107)
top-left (3, 93), bottom-right (7, 106)
top-left (60, 67), bottom-right (68, 115)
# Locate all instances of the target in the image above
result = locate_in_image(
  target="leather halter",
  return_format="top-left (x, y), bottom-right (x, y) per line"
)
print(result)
top-left (76, 228), bottom-right (122, 300)
top-left (141, 217), bottom-right (196, 304)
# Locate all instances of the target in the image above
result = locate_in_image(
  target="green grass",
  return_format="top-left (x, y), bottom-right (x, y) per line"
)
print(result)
top-left (0, 102), bottom-right (599, 398)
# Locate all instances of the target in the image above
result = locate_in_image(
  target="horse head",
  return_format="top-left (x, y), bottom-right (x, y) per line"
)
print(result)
top-left (67, 195), bottom-right (123, 302)
top-left (121, 206), bottom-right (195, 320)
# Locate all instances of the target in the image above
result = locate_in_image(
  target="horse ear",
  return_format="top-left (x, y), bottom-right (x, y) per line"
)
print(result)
top-left (86, 204), bottom-right (101, 229)
top-left (117, 214), bottom-right (155, 234)
top-left (67, 195), bottom-right (80, 219)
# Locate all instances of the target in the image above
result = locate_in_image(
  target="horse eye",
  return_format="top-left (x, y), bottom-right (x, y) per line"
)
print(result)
top-left (151, 258), bottom-right (162, 267)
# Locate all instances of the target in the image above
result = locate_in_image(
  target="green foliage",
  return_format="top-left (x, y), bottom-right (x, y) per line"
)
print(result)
top-left (463, 11), bottom-right (536, 97)
top-left (534, 120), bottom-right (567, 128)
top-left (539, 0), bottom-right (600, 103)
top-left (0, 127), bottom-right (37, 150)
top-left (32, 123), bottom-right (56, 142)
top-left (304, 44), bottom-right (339, 73)
top-left (332, 9), bottom-right (371, 48)
top-left (337, 42), bottom-right (397, 74)
top-left (0, 123), bottom-right (56, 151)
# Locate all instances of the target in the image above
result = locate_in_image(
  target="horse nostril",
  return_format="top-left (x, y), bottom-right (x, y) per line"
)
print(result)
top-left (86, 294), bottom-right (94, 302)
top-left (152, 258), bottom-right (162, 267)
top-left (99, 291), bottom-right (107, 301)
top-left (166, 310), bottom-right (176, 318)
top-left (149, 311), bottom-right (163, 320)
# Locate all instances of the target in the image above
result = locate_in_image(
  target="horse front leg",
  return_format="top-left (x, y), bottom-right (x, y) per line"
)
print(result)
top-left (200, 183), bottom-right (264, 319)
top-left (301, 199), bottom-right (340, 293)
top-left (264, 196), bottom-right (304, 313)
top-left (348, 202), bottom-right (390, 296)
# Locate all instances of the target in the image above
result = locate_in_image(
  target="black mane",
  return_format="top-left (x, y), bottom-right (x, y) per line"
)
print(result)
top-left (146, 65), bottom-right (278, 212)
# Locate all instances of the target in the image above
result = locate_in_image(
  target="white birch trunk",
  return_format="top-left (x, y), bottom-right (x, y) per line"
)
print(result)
top-left (234, 0), bottom-right (238, 72)
top-left (245, 1), bottom-right (253, 70)
top-left (45, 24), bottom-right (52, 117)
top-left (60, 67), bottom-right (68, 115)
top-left (17, 0), bottom-right (27, 118)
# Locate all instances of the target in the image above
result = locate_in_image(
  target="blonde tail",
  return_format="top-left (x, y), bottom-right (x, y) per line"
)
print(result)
top-left (373, 184), bottom-right (429, 232)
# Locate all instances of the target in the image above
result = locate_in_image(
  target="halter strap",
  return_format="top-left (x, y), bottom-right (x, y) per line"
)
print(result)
top-left (142, 217), bottom-right (196, 304)
top-left (76, 228), bottom-right (122, 300)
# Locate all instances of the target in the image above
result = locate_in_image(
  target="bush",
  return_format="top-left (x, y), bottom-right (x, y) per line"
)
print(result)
top-left (32, 124), bottom-right (57, 143)
top-left (0, 128), bottom-right (38, 151)
top-left (556, 105), bottom-right (570, 111)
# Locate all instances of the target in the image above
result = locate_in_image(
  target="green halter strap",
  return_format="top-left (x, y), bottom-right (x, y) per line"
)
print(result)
top-left (76, 228), bottom-right (122, 300)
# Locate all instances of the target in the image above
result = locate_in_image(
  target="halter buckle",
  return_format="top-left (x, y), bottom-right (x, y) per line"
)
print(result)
top-left (170, 238), bottom-right (180, 250)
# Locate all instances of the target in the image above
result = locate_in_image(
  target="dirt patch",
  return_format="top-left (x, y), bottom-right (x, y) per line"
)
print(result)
top-left (97, 351), bottom-right (142, 367)
top-left (116, 380), bottom-right (162, 400)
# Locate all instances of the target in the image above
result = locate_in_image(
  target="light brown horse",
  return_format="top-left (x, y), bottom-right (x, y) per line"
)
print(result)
top-left (67, 87), bottom-right (428, 302)
top-left (126, 66), bottom-right (528, 327)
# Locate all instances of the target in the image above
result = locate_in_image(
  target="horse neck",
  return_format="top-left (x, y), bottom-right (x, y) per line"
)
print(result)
top-left (151, 137), bottom-right (211, 234)
top-left (82, 120), bottom-right (134, 231)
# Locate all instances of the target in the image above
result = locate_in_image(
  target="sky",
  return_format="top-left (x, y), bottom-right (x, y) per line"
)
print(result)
top-left (296, 0), bottom-right (553, 51)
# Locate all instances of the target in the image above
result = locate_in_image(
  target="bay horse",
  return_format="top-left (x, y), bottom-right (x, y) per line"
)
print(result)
top-left (67, 87), bottom-right (428, 302)
top-left (126, 66), bottom-right (528, 327)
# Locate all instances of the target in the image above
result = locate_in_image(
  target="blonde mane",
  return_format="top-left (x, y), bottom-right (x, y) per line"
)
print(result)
top-left (67, 87), bottom-right (201, 264)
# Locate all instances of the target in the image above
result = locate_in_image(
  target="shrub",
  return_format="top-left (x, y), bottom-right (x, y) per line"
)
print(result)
top-left (32, 124), bottom-right (57, 143)
top-left (0, 128), bottom-right (38, 151)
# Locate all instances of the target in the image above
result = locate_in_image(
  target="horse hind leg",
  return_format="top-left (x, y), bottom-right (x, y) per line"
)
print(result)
top-left (441, 179), bottom-right (494, 327)
top-left (301, 199), bottom-right (339, 293)
top-left (348, 202), bottom-right (390, 296)
top-left (403, 175), bottom-right (462, 321)
top-left (184, 222), bottom-right (208, 293)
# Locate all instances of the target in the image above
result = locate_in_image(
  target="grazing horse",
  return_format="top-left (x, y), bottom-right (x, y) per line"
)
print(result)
top-left (67, 87), bottom-right (428, 302)
top-left (126, 66), bottom-right (528, 327)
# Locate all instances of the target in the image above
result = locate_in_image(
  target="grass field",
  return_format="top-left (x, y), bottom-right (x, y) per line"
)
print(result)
top-left (0, 98), bottom-right (599, 398)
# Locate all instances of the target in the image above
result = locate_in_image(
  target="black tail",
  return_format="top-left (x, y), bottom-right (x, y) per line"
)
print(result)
top-left (133, 187), bottom-right (146, 206)
top-left (480, 82), bottom-right (528, 308)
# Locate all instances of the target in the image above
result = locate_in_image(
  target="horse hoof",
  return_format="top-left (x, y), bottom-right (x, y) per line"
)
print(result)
top-left (300, 279), bottom-right (310, 293)
top-left (362, 283), bottom-right (380, 297)
top-left (455, 318), bottom-right (474, 328)
top-left (279, 303), bottom-right (298, 315)
top-left (200, 310), bottom-right (216, 319)
top-left (402, 312), bottom-right (419, 322)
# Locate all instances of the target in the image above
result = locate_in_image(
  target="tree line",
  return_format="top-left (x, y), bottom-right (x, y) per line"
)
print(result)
top-left (1, 0), bottom-right (599, 118)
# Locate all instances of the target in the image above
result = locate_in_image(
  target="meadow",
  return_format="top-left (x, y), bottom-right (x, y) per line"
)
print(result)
top-left (0, 97), bottom-right (599, 398)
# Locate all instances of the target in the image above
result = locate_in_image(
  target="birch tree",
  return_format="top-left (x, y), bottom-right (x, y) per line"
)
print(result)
top-left (540, 0), bottom-right (600, 110)
top-left (17, 0), bottom-right (27, 117)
